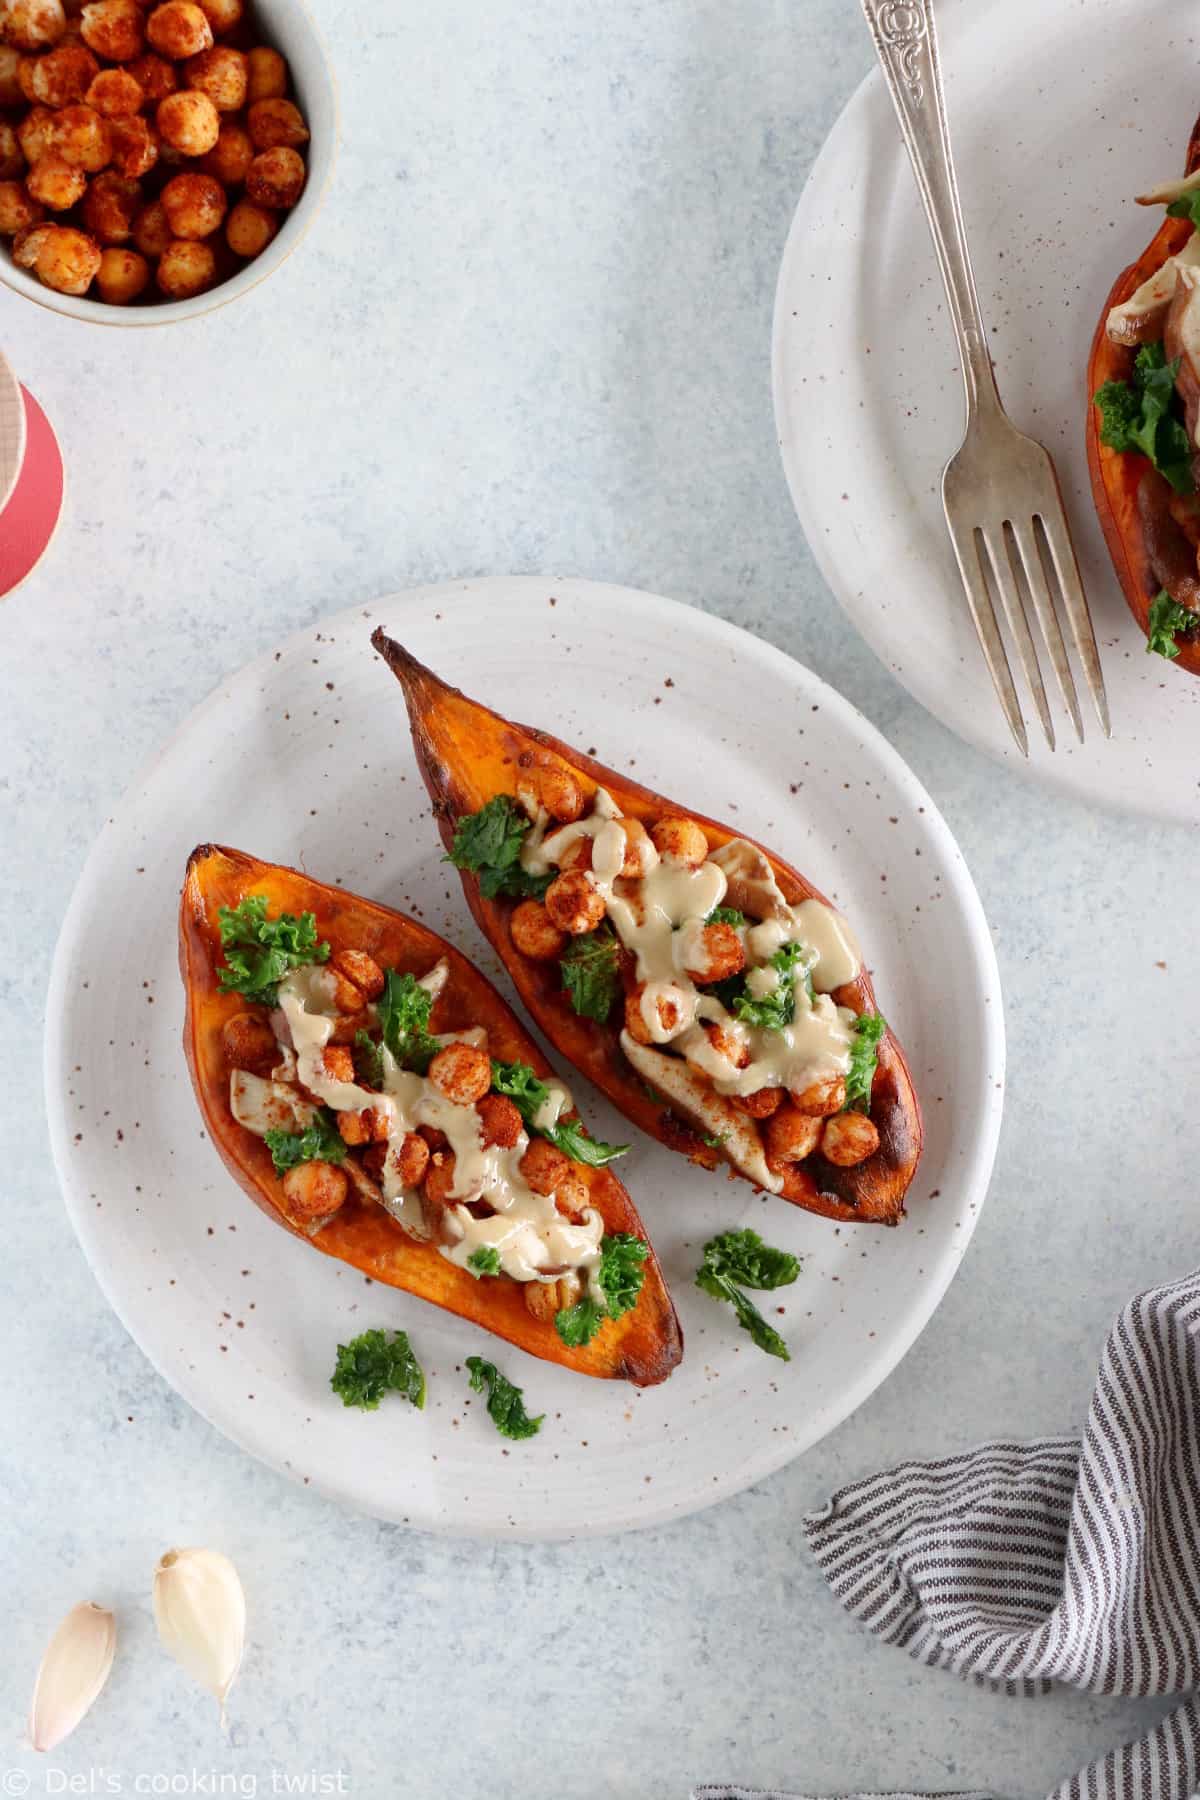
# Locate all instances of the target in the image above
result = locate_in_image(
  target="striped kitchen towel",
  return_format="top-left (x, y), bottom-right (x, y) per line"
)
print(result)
top-left (695, 1269), bottom-right (1200, 1800)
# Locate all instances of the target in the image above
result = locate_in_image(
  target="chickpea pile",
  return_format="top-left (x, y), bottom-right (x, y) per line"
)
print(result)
top-left (0, 0), bottom-right (310, 304)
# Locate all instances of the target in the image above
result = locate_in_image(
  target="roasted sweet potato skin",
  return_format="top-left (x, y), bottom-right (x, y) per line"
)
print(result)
top-left (1087, 113), bottom-right (1200, 674)
top-left (179, 844), bottom-right (683, 1386)
top-left (372, 634), bottom-right (924, 1226)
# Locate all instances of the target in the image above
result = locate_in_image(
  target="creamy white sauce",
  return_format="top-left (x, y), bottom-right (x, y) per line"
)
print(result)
top-left (793, 899), bottom-right (862, 993)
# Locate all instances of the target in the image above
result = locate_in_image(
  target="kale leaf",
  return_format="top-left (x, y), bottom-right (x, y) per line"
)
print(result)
top-left (466, 1355), bottom-right (544, 1439)
top-left (490, 1058), bottom-right (628, 1165)
top-left (554, 1233), bottom-right (648, 1348)
top-left (377, 969), bottom-right (439, 1074)
top-left (264, 1107), bottom-right (346, 1175)
top-left (446, 796), bottom-right (552, 900)
top-left (1094, 341), bottom-right (1195, 495)
top-left (467, 1246), bottom-right (502, 1278)
top-left (331, 1328), bottom-right (426, 1410)
top-left (844, 1013), bottom-right (887, 1113)
top-left (1146, 588), bottom-right (1199, 660)
top-left (217, 895), bottom-right (329, 1006)
top-left (559, 925), bottom-right (621, 1022)
top-left (695, 1228), bottom-right (800, 1360)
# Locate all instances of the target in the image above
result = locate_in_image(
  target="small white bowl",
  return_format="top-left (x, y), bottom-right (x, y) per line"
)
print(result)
top-left (0, 0), bottom-right (337, 326)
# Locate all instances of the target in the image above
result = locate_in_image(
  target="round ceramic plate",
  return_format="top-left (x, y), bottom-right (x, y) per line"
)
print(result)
top-left (45, 578), bottom-right (1004, 1539)
top-left (774, 0), bottom-right (1200, 822)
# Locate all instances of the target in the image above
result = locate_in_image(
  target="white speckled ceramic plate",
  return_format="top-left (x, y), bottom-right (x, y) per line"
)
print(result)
top-left (45, 578), bottom-right (1004, 1539)
top-left (774, 0), bottom-right (1200, 822)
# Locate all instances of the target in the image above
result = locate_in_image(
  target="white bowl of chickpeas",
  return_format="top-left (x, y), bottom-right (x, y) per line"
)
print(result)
top-left (0, 0), bottom-right (334, 319)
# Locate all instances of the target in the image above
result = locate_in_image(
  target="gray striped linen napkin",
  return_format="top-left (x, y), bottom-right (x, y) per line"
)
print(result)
top-left (695, 1269), bottom-right (1200, 1800)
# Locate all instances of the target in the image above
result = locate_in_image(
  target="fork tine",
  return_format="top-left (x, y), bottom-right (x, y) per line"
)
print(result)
top-left (1008, 519), bottom-right (1084, 744)
top-left (1034, 508), bottom-right (1112, 738)
top-left (978, 524), bottom-right (1055, 750)
top-left (944, 520), bottom-right (1029, 757)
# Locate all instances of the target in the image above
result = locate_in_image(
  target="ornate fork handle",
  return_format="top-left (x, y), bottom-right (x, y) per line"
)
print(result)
top-left (860, 0), bottom-right (999, 417)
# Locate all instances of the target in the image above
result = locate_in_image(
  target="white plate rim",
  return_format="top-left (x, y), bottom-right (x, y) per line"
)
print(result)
top-left (43, 577), bottom-right (1006, 1538)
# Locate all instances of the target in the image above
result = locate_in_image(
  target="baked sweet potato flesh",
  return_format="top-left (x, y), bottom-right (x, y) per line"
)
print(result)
top-left (180, 844), bottom-right (683, 1385)
top-left (1087, 113), bottom-right (1200, 673)
top-left (372, 634), bottom-right (923, 1226)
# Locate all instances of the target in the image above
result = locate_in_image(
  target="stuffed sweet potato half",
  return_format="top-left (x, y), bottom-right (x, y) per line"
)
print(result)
top-left (372, 635), bottom-right (923, 1227)
top-left (180, 845), bottom-right (682, 1385)
top-left (1088, 110), bottom-right (1200, 671)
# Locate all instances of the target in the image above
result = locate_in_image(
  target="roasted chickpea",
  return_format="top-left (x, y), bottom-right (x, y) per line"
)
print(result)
top-left (81, 166), bottom-right (139, 238)
top-left (3, 0), bottom-right (66, 50)
top-left (476, 1092), bottom-right (522, 1150)
top-left (107, 112), bottom-right (154, 175)
top-left (0, 121), bottom-right (22, 179)
top-left (220, 1011), bottom-right (277, 1071)
top-left (650, 814), bottom-right (709, 868)
top-left (623, 983), bottom-right (686, 1045)
top-left (791, 1074), bottom-right (846, 1117)
top-left (26, 149), bottom-right (85, 207)
top-left (518, 1136), bottom-right (571, 1196)
top-left (614, 816), bottom-right (656, 877)
top-left (544, 870), bottom-right (605, 935)
top-left (13, 219), bottom-right (99, 290)
top-left (125, 47), bottom-right (173, 100)
top-left (155, 86), bottom-right (217, 152)
top-left (553, 1170), bottom-right (590, 1221)
top-left (196, 0), bottom-right (241, 32)
top-left (130, 193), bottom-right (167, 253)
top-left (244, 42), bottom-right (284, 101)
top-left (318, 1044), bottom-right (354, 1085)
top-left (145, 0), bottom-right (210, 56)
top-left (160, 167), bottom-right (224, 236)
top-left (557, 836), bottom-right (592, 872)
top-left (336, 1108), bottom-right (371, 1147)
top-left (223, 195), bottom-right (273, 255)
top-left (49, 101), bottom-right (109, 167)
top-left (184, 41), bottom-right (243, 107)
top-left (732, 1086), bottom-right (785, 1119)
top-left (392, 1130), bottom-right (430, 1188)
top-left (79, 0), bottom-right (142, 58)
top-left (427, 1041), bottom-right (491, 1106)
top-left (243, 142), bottom-right (302, 207)
top-left (0, 44), bottom-right (23, 103)
top-left (0, 178), bottom-right (43, 232)
top-left (17, 104), bottom-right (56, 162)
top-left (329, 946), bottom-right (385, 1002)
top-left (763, 1104), bottom-right (823, 1169)
top-left (524, 1272), bottom-right (582, 1322)
top-left (416, 1123), bottom-right (448, 1154)
top-left (699, 1017), bottom-right (750, 1069)
top-left (85, 65), bottom-right (141, 113)
top-left (98, 243), bottom-right (148, 298)
top-left (518, 761), bottom-right (583, 824)
top-left (509, 898), bottom-right (567, 962)
top-left (247, 95), bottom-right (307, 149)
top-left (820, 1112), bottom-right (880, 1167)
top-left (22, 40), bottom-right (98, 103)
top-left (422, 1150), bottom-right (458, 1213)
top-left (680, 921), bottom-right (745, 984)
top-left (202, 118), bottom-right (250, 183)
top-left (281, 1159), bottom-right (346, 1222)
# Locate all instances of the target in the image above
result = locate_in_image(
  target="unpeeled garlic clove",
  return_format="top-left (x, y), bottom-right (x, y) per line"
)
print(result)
top-left (29, 1601), bottom-right (117, 1753)
top-left (153, 1547), bottom-right (245, 1720)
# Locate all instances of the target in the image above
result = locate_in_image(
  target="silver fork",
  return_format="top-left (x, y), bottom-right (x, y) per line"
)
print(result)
top-left (860, 0), bottom-right (1110, 753)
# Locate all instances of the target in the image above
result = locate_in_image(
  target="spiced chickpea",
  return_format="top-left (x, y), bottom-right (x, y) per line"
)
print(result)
top-left (650, 814), bottom-right (708, 868)
top-left (0, 180), bottom-right (43, 233)
top-left (519, 761), bottom-right (583, 824)
top-left (184, 41), bottom-right (244, 107)
top-left (509, 898), bottom-right (567, 962)
top-left (3, 0), bottom-right (66, 50)
top-left (699, 1017), bottom-right (750, 1069)
top-left (416, 1123), bottom-right (448, 1154)
top-left (17, 105), bottom-right (56, 164)
top-left (13, 220), bottom-right (100, 290)
top-left (220, 1009), bottom-right (276, 1074)
top-left (155, 233), bottom-right (211, 295)
top-left (125, 47), bottom-right (173, 99)
top-left (791, 1074), bottom-right (845, 1117)
top-left (155, 86), bottom-right (216, 152)
top-left (0, 122), bottom-right (23, 180)
top-left (422, 1151), bottom-right (458, 1212)
top-left (81, 167), bottom-right (140, 238)
top-left (557, 836), bottom-right (592, 872)
top-left (196, 0), bottom-right (241, 32)
top-left (107, 113), bottom-right (154, 175)
top-left (476, 1093), bottom-right (522, 1150)
top-left (145, 0), bottom-right (210, 56)
top-left (328, 947), bottom-right (384, 1003)
top-left (763, 1104), bottom-right (823, 1169)
top-left (544, 870), bottom-right (605, 935)
top-left (22, 41), bottom-right (98, 103)
top-left (614, 816), bottom-right (656, 877)
top-left (0, 46), bottom-right (23, 104)
top-left (820, 1111), bottom-right (880, 1167)
top-left (202, 119), bottom-right (251, 184)
top-left (524, 1272), bottom-right (582, 1322)
top-left (732, 1086), bottom-right (785, 1119)
top-left (223, 196), bottom-right (273, 256)
top-left (281, 1159), bottom-right (346, 1222)
top-left (335, 1108), bottom-right (371, 1147)
top-left (427, 1042), bottom-right (491, 1106)
top-left (243, 142), bottom-right (302, 207)
top-left (160, 168), bottom-right (224, 236)
top-left (623, 984), bottom-right (687, 1045)
top-left (85, 65), bottom-right (141, 113)
top-left (26, 151), bottom-right (86, 208)
top-left (49, 102), bottom-right (110, 168)
top-left (680, 921), bottom-right (745, 984)
top-left (553, 1170), bottom-right (590, 1221)
top-left (244, 42), bottom-right (284, 101)
top-left (392, 1130), bottom-right (430, 1189)
top-left (79, 0), bottom-right (143, 59)
top-left (130, 194), bottom-right (167, 254)
top-left (518, 1136), bottom-right (570, 1196)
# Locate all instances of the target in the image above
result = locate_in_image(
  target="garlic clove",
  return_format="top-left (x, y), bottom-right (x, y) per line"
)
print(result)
top-left (29, 1601), bottom-right (117, 1753)
top-left (153, 1547), bottom-right (245, 1720)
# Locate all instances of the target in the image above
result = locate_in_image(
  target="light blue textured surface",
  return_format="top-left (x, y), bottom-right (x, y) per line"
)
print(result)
top-left (0, 0), bottom-right (1192, 1796)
